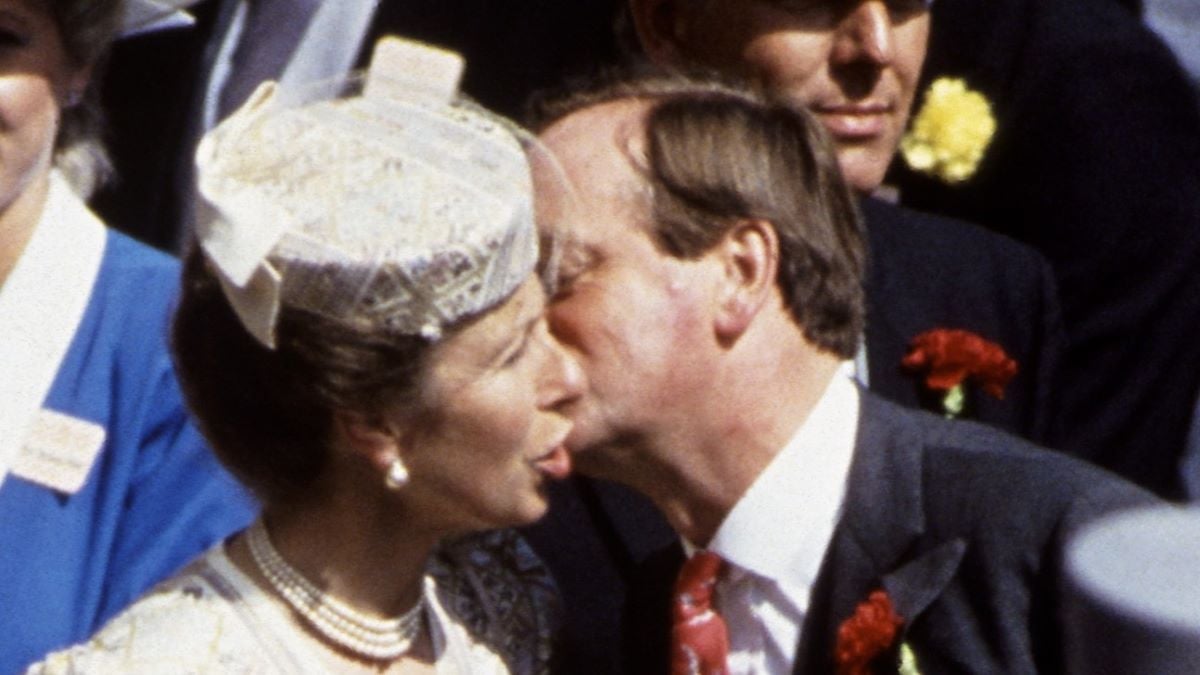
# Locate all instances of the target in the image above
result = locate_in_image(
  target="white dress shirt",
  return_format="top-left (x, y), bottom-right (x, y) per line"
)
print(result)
top-left (701, 368), bottom-right (860, 674)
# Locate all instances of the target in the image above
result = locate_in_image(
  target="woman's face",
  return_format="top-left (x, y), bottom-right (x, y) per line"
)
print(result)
top-left (397, 278), bottom-right (584, 534)
top-left (0, 0), bottom-right (87, 216)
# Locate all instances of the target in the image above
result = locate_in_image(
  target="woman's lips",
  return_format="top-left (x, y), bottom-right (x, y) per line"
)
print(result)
top-left (532, 443), bottom-right (572, 479)
top-left (814, 104), bottom-right (892, 140)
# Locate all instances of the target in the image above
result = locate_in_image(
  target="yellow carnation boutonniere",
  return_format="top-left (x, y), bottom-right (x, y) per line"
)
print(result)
top-left (900, 77), bottom-right (996, 184)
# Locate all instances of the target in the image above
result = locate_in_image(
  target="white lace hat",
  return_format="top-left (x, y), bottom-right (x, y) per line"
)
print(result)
top-left (193, 37), bottom-right (537, 348)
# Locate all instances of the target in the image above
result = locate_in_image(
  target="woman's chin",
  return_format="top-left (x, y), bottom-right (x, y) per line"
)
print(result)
top-left (443, 493), bottom-right (552, 536)
top-left (508, 490), bottom-right (552, 527)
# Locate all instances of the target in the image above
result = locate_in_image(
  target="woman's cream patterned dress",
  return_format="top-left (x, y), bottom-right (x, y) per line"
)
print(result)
top-left (30, 529), bottom-right (557, 674)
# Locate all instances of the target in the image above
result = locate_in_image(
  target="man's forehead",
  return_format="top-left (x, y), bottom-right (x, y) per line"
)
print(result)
top-left (533, 100), bottom-right (652, 224)
top-left (538, 99), bottom-right (651, 172)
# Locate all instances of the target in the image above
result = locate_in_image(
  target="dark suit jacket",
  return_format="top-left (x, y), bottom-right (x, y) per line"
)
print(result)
top-left (860, 198), bottom-right (1063, 444)
top-left (94, 0), bottom-right (621, 250)
top-left (887, 0), bottom-right (1200, 498)
top-left (526, 392), bottom-right (1156, 674)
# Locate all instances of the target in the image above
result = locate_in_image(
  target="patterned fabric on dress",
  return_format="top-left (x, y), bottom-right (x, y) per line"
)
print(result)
top-left (434, 529), bottom-right (560, 673)
top-left (29, 529), bottom-right (557, 674)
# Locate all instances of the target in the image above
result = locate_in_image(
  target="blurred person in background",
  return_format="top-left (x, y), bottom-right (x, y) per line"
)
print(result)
top-left (0, 1), bottom-right (253, 672)
top-left (626, 0), bottom-right (1200, 499)
top-left (887, 0), bottom-right (1200, 499)
top-left (622, 0), bottom-right (1066, 443)
top-left (93, 0), bottom-right (620, 251)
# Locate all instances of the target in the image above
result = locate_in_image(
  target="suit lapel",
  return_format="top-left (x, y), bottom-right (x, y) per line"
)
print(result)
top-left (881, 539), bottom-right (966, 624)
top-left (795, 392), bottom-right (965, 673)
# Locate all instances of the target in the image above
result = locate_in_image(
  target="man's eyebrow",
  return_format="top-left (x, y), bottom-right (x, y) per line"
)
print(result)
top-left (562, 242), bottom-right (596, 261)
top-left (559, 244), bottom-right (604, 279)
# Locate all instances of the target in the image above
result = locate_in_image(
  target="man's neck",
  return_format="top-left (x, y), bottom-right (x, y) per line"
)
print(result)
top-left (637, 350), bottom-right (845, 547)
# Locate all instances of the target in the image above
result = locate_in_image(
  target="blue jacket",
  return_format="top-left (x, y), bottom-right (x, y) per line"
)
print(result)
top-left (0, 230), bottom-right (255, 674)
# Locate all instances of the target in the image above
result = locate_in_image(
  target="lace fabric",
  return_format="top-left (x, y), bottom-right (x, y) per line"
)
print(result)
top-left (29, 529), bottom-right (557, 674)
top-left (195, 37), bottom-right (538, 348)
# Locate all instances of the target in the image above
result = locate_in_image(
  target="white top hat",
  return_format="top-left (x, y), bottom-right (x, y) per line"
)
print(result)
top-left (194, 36), bottom-right (537, 348)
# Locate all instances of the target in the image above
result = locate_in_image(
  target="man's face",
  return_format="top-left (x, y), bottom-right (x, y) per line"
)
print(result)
top-left (646, 0), bottom-right (930, 192)
top-left (532, 100), bottom-right (717, 470)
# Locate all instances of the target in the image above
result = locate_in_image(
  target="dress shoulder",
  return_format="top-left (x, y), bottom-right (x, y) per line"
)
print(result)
top-left (431, 529), bottom-right (559, 674)
top-left (28, 551), bottom-right (270, 674)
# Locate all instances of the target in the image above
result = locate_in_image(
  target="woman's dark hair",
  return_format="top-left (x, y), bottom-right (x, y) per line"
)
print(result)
top-left (50, 0), bottom-right (125, 196)
top-left (172, 248), bottom-right (436, 506)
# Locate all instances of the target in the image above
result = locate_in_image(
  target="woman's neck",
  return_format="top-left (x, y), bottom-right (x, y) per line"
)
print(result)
top-left (253, 493), bottom-right (436, 619)
top-left (0, 170), bottom-right (52, 290)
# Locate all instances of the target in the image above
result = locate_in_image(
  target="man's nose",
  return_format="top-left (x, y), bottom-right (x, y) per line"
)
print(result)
top-left (832, 1), bottom-right (896, 67)
top-left (538, 329), bottom-right (586, 409)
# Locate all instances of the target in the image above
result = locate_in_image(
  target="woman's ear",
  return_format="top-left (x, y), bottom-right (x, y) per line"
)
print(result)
top-left (334, 409), bottom-right (402, 474)
top-left (712, 219), bottom-right (779, 343)
top-left (628, 0), bottom-right (696, 66)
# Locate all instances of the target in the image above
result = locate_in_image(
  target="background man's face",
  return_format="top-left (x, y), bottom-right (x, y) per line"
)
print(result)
top-left (652, 0), bottom-right (930, 192)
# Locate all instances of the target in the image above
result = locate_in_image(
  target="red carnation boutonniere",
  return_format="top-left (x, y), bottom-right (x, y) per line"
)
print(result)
top-left (835, 590), bottom-right (921, 675)
top-left (900, 328), bottom-right (1017, 418)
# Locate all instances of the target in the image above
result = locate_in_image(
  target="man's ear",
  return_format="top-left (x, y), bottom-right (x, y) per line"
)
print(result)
top-left (713, 219), bottom-right (779, 343)
top-left (334, 409), bottom-right (402, 474)
top-left (628, 0), bottom-right (696, 66)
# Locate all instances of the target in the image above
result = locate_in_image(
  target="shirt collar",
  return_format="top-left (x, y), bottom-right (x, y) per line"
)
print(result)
top-left (705, 368), bottom-right (860, 601)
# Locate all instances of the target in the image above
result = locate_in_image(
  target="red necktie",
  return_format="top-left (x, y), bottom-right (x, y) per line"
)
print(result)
top-left (671, 551), bottom-right (730, 675)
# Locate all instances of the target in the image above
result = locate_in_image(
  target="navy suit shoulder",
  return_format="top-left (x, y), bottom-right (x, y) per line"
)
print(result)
top-left (860, 198), bottom-right (1064, 445)
top-left (797, 391), bottom-right (1157, 674)
top-left (872, 393), bottom-right (1151, 539)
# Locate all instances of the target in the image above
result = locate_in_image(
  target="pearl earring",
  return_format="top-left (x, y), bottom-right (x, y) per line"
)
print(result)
top-left (385, 458), bottom-right (409, 490)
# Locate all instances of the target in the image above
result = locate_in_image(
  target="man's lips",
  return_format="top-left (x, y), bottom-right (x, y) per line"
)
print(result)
top-left (813, 103), bottom-right (893, 140)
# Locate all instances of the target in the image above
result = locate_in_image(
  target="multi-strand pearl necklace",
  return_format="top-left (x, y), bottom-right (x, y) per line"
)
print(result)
top-left (246, 520), bottom-right (425, 661)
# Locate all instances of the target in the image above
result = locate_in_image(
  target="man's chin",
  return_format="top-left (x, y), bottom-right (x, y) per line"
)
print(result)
top-left (566, 441), bottom-right (633, 483)
top-left (835, 144), bottom-right (896, 194)
top-left (568, 445), bottom-right (611, 474)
